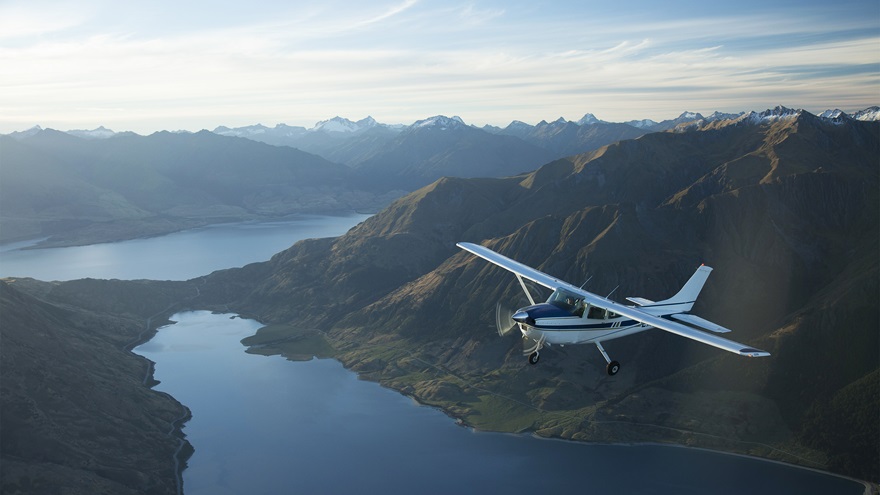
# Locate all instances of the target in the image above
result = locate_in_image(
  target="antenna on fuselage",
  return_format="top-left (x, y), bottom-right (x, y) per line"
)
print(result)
top-left (579, 276), bottom-right (593, 289)
top-left (605, 285), bottom-right (619, 299)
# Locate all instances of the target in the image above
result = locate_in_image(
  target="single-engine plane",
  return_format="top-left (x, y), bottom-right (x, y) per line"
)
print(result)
top-left (457, 242), bottom-right (769, 375)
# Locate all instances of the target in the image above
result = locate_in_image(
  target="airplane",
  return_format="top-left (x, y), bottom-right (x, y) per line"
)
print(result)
top-left (457, 242), bottom-right (770, 375)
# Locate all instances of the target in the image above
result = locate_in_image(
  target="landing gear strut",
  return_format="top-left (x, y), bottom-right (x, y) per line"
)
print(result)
top-left (523, 334), bottom-right (546, 365)
top-left (596, 342), bottom-right (620, 376)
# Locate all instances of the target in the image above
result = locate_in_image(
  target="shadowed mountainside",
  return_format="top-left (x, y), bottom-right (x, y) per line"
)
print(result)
top-left (494, 117), bottom-right (650, 157)
top-left (195, 110), bottom-right (879, 480)
top-left (348, 116), bottom-right (556, 191)
top-left (0, 278), bottom-right (197, 495)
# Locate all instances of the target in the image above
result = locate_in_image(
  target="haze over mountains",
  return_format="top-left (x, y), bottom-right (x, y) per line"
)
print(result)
top-left (5, 106), bottom-right (877, 247)
top-left (1, 106), bottom-right (878, 491)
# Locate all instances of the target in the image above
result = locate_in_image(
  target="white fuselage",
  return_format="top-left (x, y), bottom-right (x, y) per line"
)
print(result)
top-left (513, 301), bottom-right (661, 346)
top-left (522, 317), bottom-right (650, 345)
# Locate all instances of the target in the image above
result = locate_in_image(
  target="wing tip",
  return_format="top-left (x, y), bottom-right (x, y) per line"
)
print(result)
top-left (740, 347), bottom-right (771, 357)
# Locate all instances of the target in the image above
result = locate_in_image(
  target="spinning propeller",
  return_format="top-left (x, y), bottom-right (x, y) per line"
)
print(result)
top-left (495, 302), bottom-right (518, 337)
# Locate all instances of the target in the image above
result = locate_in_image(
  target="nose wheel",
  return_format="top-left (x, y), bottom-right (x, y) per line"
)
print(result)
top-left (523, 333), bottom-right (546, 365)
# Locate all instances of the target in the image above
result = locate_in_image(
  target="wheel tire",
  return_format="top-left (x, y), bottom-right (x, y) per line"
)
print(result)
top-left (528, 352), bottom-right (540, 365)
top-left (606, 361), bottom-right (620, 376)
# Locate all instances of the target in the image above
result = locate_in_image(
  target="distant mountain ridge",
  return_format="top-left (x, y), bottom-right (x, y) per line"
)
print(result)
top-left (12, 106), bottom-right (875, 174)
top-left (9, 105), bottom-right (876, 142)
top-left (0, 130), bottom-right (401, 245)
top-left (4, 105), bottom-right (878, 247)
top-left (206, 105), bottom-right (880, 169)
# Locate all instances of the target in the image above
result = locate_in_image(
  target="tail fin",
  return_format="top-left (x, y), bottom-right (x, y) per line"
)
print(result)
top-left (651, 265), bottom-right (712, 314)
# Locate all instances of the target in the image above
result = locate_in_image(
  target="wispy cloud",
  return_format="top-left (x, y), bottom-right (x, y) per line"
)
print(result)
top-left (358, 0), bottom-right (419, 27)
top-left (1, 0), bottom-right (877, 132)
top-left (0, 1), bottom-right (91, 39)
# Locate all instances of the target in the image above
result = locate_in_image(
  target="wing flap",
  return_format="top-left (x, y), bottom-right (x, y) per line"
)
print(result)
top-left (597, 302), bottom-right (770, 357)
top-left (671, 313), bottom-right (732, 333)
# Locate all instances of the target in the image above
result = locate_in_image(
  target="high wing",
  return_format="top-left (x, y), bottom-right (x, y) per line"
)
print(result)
top-left (457, 242), bottom-right (770, 358)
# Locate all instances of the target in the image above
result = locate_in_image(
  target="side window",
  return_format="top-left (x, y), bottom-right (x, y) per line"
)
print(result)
top-left (587, 305), bottom-right (606, 319)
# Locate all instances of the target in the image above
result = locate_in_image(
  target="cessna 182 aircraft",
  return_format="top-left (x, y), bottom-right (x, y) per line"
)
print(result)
top-left (457, 242), bottom-right (770, 375)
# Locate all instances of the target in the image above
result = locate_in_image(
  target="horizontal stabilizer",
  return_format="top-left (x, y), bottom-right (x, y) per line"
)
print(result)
top-left (626, 297), bottom-right (655, 306)
top-left (671, 313), bottom-right (731, 333)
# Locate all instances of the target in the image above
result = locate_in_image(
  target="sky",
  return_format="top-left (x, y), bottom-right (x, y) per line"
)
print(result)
top-left (1, 0), bottom-right (878, 134)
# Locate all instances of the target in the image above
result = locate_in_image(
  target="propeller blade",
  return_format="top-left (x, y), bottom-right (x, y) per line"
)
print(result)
top-left (495, 302), bottom-right (518, 337)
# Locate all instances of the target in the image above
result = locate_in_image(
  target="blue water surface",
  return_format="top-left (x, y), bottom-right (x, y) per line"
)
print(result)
top-left (0, 213), bottom-right (371, 281)
top-left (136, 311), bottom-right (865, 495)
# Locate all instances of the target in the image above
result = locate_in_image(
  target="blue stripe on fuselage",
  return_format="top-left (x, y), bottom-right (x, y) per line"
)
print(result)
top-left (530, 319), bottom-right (639, 331)
top-left (519, 303), bottom-right (641, 331)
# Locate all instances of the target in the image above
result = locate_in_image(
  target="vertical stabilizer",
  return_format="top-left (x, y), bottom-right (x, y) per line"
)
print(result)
top-left (650, 265), bottom-right (712, 314)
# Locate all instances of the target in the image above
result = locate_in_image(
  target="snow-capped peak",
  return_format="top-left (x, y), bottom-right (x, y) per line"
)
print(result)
top-left (411, 115), bottom-right (466, 130)
top-left (213, 124), bottom-right (271, 137)
top-left (505, 120), bottom-right (533, 130)
top-left (625, 119), bottom-right (657, 129)
top-left (6, 125), bottom-right (44, 140)
top-left (729, 106), bottom-right (803, 126)
top-left (819, 109), bottom-right (845, 119)
top-left (852, 106), bottom-right (880, 121)
top-left (748, 106), bottom-right (802, 123)
top-left (705, 111), bottom-right (743, 122)
top-left (311, 116), bottom-right (378, 133)
top-left (66, 126), bottom-right (117, 139)
top-left (577, 113), bottom-right (604, 125)
top-left (678, 111), bottom-right (703, 120)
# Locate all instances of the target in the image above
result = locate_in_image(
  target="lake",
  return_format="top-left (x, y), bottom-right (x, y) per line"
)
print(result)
top-left (136, 311), bottom-right (864, 495)
top-left (0, 213), bottom-right (371, 281)
top-left (2, 215), bottom-right (866, 494)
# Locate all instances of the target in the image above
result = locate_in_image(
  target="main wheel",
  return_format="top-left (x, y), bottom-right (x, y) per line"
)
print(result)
top-left (606, 360), bottom-right (620, 376)
top-left (528, 352), bottom-right (540, 365)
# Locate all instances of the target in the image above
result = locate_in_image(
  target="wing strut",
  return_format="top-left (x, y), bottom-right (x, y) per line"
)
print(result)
top-left (516, 274), bottom-right (536, 305)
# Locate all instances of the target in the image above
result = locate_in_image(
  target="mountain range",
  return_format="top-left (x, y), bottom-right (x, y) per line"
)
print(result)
top-left (1, 106), bottom-right (878, 489)
top-left (189, 107), bottom-right (878, 480)
top-left (6, 106), bottom-right (877, 247)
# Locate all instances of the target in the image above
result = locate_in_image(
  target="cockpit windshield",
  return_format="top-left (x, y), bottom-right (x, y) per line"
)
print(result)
top-left (547, 288), bottom-right (585, 316)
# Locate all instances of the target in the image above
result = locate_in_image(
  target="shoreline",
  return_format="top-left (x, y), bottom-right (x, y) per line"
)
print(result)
top-left (249, 324), bottom-right (874, 489)
top-left (377, 365), bottom-right (875, 492)
top-left (123, 285), bottom-right (207, 495)
top-left (3, 209), bottom-right (375, 250)
top-left (388, 366), bottom-right (875, 493)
